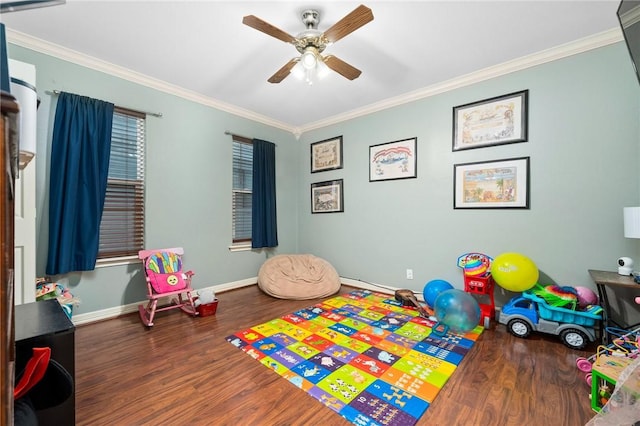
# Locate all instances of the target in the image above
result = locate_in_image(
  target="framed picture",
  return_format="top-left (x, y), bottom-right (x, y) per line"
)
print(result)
top-left (369, 137), bottom-right (417, 182)
top-left (311, 136), bottom-right (343, 173)
top-left (311, 179), bottom-right (344, 213)
top-left (454, 157), bottom-right (530, 209)
top-left (452, 90), bottom-right (528, 151)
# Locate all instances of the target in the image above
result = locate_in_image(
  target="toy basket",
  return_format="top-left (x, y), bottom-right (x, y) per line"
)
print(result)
top-left (196, 298), bottom-right (219, 317)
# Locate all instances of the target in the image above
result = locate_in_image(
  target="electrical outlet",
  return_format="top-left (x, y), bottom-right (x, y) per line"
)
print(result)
top-left (406, 269), bottom-right (413, 280)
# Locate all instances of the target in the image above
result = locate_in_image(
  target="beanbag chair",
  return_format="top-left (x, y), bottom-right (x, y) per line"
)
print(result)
top-left (258, 254), bottom-right (341, 300)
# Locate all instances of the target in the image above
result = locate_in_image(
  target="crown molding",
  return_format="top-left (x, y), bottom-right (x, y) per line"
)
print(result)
top-left (7, 27), bottom-right (622, 137)
top-left (299, 27), bottom-right (623, 134)
top-left (6, 28), bottom-right (295, 133)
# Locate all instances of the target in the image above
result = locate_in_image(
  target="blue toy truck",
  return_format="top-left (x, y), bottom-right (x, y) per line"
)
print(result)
top-left (497, 290), bottom-right (602, 350)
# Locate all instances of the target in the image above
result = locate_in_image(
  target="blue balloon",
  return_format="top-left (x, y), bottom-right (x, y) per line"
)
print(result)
top-left (434, 289), bottom-right (481, 333)
top-left (423, 279), bottom-right (454, 308)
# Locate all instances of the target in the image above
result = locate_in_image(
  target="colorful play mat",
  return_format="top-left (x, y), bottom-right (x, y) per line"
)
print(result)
top-left (226, 289), bottom-right (483, 426)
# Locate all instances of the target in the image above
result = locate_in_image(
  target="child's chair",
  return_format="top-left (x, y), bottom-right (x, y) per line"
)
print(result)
top-left (138, 247), bottom-right (198, 327)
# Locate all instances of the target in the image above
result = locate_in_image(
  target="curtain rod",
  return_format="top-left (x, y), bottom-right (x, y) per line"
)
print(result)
top-left (224, 131), bottom-right (277, 146)
top-left (225, 130), bottom-right (251, 140)
top-left (46, 90), bottom-right (163, 118)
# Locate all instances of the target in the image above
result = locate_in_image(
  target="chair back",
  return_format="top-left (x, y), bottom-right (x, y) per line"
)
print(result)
top-left (144, 250), bottom-right (186, 293)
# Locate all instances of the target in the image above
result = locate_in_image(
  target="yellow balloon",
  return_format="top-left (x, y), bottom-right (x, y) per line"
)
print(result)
top-left (490, 253), bottom-right (539, 292)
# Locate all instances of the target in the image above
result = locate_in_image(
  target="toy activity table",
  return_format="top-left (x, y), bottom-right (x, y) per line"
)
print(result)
top-left (590, 353), bottom-right (638, 413)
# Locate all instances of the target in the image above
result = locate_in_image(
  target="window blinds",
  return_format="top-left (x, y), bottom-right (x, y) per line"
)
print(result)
top-left (232, 138), bottom-right (253, 242)
top-left (98, 108), bottom-right (145, 258)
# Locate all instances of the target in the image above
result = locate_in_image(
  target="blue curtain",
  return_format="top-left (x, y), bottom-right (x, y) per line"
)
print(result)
top-left (46, 92), bottom-right (114, 275)
top-left (251, 139), bottom-right (278, 248)
top-left (0, 24), bottom-right (10, 93)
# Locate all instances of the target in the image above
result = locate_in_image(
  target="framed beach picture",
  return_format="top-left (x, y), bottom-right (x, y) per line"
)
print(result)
top-left (452, 90), bottom-right (528, 151)
top-left (369, 137), bottom-right (417, 182)
top-left (454, 157), bottom-right (530, 209)
top-left (311, 179), bottom-right (344, 213)
top-left (311, 136), bottom-right (343, 173)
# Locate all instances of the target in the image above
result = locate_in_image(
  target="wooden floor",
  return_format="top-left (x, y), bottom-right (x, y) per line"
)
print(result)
top-left (75, 285), bottom-right (598, 426)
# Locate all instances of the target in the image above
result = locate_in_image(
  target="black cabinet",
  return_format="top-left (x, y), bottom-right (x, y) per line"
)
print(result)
top-left (15, 299), bottom-right (75, 426)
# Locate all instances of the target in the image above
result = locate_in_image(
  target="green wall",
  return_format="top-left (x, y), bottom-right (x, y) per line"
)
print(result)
top-left (8, 44), bottom-right (300, 314)
top-left (8, 40), bottom-right (640, 315)
top-left (298, 43), bottom-right (640, 305)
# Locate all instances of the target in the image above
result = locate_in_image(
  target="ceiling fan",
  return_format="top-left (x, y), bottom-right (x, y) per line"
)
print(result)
top-left (242, 4), bottom-right (374, 84)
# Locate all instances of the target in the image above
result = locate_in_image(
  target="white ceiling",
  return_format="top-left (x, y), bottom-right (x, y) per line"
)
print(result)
top-left (0, 1), bottom-right (624, 132)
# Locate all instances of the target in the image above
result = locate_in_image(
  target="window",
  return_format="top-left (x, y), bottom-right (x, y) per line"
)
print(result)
top-left (98, 107), bottom-right (145, 259)
top-left (232, 136), bottom-right (253, 243)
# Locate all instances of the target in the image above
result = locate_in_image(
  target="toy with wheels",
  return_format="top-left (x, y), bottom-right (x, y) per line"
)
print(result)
top-left (574, 325), bottom-right (640, 386)
top-left (458, 252), bottom-right (496, 326)
top-left (506, 317), bottom-right (532, 338)
top-left (576, 357), bottom-right (593, 372)
top-left (573, 299), bottom-right (640, 387)
top-left (560, 328), bottom-right (590, 350)
top-left (576, 356), bottom-right (593, 386)
top-left (498, 290), bottom-right (601, 350)
top-left (504, 316), bottom-right (590, 350)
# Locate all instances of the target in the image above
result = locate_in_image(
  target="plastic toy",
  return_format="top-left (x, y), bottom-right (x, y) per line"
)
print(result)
top-left (531, 284), bottom-right (578, 309)
top-left (584, 328), bottom-right (639, 412)
top-left (574, 286), bottom-right (598, 309)
top-left (462, 258), bottom-right (489, 276)
top-left (457, 252), bottom-right (495, 326)
top-left (194, 290), bottom-right (219, 317)
top-left (457, 252), bottom-right (493, 276)
top-left (576, 325), bottom-right (640, 386)
top-left (575, 287), bottom-right (640, 381)
top-left (582, 297), bottom-right (640, 420)
top-left (490, 252), bottom-right (539, 292)
top-left (497, 289), bottom-right (602, 349)
top-left (431, 289), bottom-right (481, 335)
top-left (194, 289), bottom-right (216, 307)
top-left (423, 279), bottom-right (453, 308)
top-left (35, 279), bottom-right (79, 319)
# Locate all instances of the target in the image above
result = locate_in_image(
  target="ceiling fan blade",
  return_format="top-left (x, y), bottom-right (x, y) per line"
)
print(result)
top-left (268, 58), bottom-right (298, 83)
top-left (322, 4), bottom-right (374, 43)
top-left (242, 15), bottom-right (296, 44)
top-left (323, 55), bottom-right (362, 80)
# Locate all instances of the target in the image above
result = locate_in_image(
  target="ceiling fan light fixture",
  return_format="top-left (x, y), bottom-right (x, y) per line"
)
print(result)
top-left (291, 57), bottom-right (327, 85)
top-left (316, 58), bottom-right (330, 80)
top-left (290, 61), bottom-right (305, 79)
top-left (301, 48), bottom-right (318, 70)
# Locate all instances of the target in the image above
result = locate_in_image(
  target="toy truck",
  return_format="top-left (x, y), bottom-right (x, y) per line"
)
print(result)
top-left (497, 290), bottom-right (602, 350)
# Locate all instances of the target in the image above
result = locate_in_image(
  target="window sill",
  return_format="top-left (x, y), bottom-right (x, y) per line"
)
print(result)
top-left (95, 255), bottom-right (139, 268)
top-left (228, 243), bottom-right (252, 252)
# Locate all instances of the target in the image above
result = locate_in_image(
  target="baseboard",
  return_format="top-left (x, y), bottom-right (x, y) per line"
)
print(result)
top-left (339, 278), bottom-right (426, 302)
top-left (71, 277), bottom-right (258, 325)
top-left (71, 277), bottom-right (424, 325)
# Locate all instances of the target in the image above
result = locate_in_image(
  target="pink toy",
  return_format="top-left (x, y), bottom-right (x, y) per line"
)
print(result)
top-left (574, 286), bottom-right (598, 309)
top-left (635, 296), bottom-right (640, 304)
